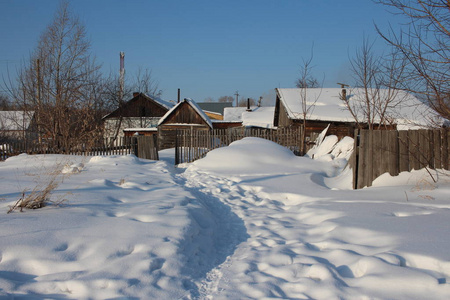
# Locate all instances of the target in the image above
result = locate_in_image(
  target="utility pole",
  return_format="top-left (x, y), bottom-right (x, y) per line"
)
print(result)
top-left (234, 90), bottom-right (239, 107)
top-left (119, 52), bottom-right (125, 104)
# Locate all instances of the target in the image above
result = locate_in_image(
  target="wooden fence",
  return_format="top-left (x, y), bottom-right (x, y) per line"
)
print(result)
top-left (0, 137), bottom-right (152, 161)
top-left (351, 129), bottom-right (449, 189)
top-left (175, 127), bottom-right (314, 164)
top-left (134, 135), bottom-right (159, 160)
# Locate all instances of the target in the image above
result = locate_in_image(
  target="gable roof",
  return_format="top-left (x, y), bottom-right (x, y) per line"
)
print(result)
top-left (102, 93), bottom-right (174, 119)
top-left (275, 88), bottom-right (436, 129)
top-left (158, 98), bottom-right (213, 128)
top-left (0, 111), bottom-right (34, 131)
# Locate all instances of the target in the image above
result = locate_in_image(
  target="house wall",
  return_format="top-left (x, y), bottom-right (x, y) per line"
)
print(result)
top-left (212, 122), bottom-right (243, 129)
top-left (277, 102), bottom-right (294, 128)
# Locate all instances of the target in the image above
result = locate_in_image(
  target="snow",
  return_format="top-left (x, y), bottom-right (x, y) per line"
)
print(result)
top-left (276, 88), bottom-right (439, 129)
top-left (0, 137), bottom-right (449, 299)
top-left (223, 106), bottom-right (275, 129)
top-left (143, 93), bottom-right (175, 111)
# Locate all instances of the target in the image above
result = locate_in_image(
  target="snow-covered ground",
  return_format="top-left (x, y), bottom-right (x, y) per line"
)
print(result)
top-left (0, 137), bottom-right (449, 299)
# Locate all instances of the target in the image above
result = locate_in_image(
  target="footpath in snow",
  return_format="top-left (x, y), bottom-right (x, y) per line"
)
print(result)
top-left (181, 137), bottom-right (450, 299)
top-left (0, 137), bottom-right (449, 299)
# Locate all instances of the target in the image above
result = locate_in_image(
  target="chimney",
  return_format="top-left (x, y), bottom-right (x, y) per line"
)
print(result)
top-left (177, 88), bottom-right (181, 103)
top-left (246, 98), bottom-right (252, 112)
top-left (133, 92), bottom-right (139, 98)
top-left (337, 82), bottom-right (349, 100)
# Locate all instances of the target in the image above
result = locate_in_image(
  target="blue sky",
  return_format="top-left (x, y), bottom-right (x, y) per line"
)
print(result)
top-left (0, 0), bottom-right (402, 105)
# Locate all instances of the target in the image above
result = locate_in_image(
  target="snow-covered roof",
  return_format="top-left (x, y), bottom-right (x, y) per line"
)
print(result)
top-left (223, 106), bottom-right (275, 129)
top-left (242, 107), bottom-right (275, 129)
top-left (158, 98), bottom-right (213, 128)
top-left (276, 88), bottom-right (436, 129)
top-left (223, 107), bottom-right (249, 122)
top-left (143, 93), bottom-right (174, 110)
top-left (0, 111), bottom-right (34, 131)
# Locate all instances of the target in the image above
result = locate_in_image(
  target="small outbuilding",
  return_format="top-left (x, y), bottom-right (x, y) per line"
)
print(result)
top-left (158, 98), bottom-right (213, 149)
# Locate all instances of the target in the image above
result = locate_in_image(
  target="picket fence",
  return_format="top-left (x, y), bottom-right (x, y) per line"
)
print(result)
top-left (0, 137), bottom-right (134, 161)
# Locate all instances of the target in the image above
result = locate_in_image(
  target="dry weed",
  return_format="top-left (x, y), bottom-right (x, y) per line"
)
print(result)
top-left (7, 177), bottom-right (66, 213)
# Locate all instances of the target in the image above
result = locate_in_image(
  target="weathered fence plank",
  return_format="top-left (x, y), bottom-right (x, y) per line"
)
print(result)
top-left (357, 130), bottom-right (368, 189)
top-left (353, 129), bottom-right (449, 189)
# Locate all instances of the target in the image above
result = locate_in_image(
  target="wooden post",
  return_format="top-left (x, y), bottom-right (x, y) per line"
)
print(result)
top-left (443, 128), bottom-right (449, 170)
top-left (351, 129), bottom-right (359, 189)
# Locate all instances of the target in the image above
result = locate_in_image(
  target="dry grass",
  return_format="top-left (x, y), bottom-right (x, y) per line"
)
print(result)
top-left (7, 177), bottom-right (66, 213)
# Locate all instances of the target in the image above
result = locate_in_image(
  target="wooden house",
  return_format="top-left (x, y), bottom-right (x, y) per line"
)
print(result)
top-left (0, 111), bottom-right (37, 142)
top-left (274, 88), bottom-right (431, 139)
top-left (158, 98), bottom-right (213, 149)
top-left (103, 93), bottom-right (174, 139)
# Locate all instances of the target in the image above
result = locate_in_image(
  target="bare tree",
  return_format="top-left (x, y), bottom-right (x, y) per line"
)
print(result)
top-left (343, 38), bottom-right (408, 129)
top-left (295, 74), bottom-right (320, 88)
top-left (133, 67), bottom-right (161, 97)
top-left (374, 0), bottom-right (450, 119)
top-left (6, 2), bottom-right (104, 151)
top-left (0, 94), bottom-right (11, 110)
top-left (218, 96), bottom-right (234, 103)
top-left (297, 52), bottom-right (323, 154)
top-left (238, 97), bottom-right (256, 107)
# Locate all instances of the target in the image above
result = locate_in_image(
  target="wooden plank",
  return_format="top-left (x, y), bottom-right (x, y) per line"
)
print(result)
top-left (444, 128), bottom-right (449, 170)
top-left (433, 130), bottom-right (441, 169)
top-left (418, 129), bottom-right (428, 169)
top-left (387, 130), bottom-right (399, 176)
top-left (398, 130), bottom-right (409, 172)
top-left (351, 129), bottom-right (359, 189)
top-left (369, 130), bottom-right (379, 185)
top-left (357, 130), bottom-right (368, 189)
top-left (409, 130), bottom-right (420, 171)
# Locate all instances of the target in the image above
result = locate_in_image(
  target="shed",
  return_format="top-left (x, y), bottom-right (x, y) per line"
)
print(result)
top-left (158, 98), bottom-right (213, 149)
